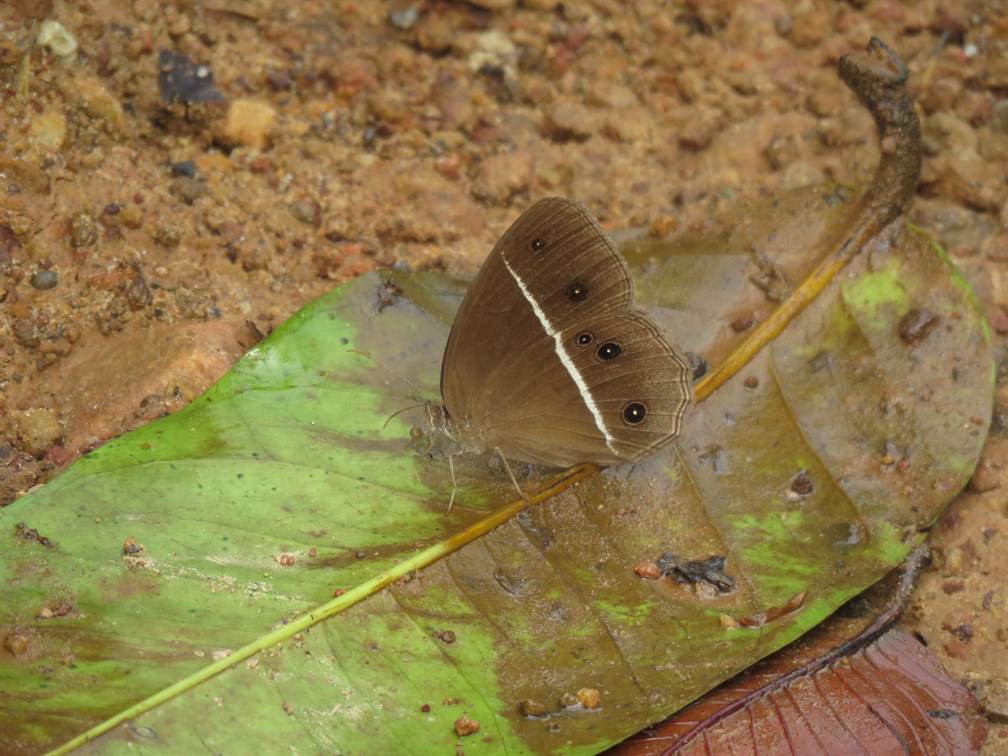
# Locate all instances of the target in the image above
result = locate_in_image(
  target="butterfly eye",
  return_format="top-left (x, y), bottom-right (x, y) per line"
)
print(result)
top-left (530, 238), bottom-right (546, 252)
top-left (576, 332), bottom-right (593, 347)
top-left (567, 282), bottom-right (588, 302)
top-left (623, 402), bottom-right (647, 425)
top-left (597, 342), bottom-right (622, 360)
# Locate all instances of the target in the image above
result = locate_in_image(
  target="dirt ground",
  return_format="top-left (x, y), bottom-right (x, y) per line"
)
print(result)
top-left (2, 0), bottom-right (1008, 750)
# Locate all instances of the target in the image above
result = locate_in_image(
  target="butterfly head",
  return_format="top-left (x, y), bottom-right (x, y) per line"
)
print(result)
top-left (410, 402), bottom-right (486, 460)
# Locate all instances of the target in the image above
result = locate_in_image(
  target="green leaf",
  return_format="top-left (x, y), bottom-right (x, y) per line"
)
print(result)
top-left (0, 188), bottom-right (992, 754)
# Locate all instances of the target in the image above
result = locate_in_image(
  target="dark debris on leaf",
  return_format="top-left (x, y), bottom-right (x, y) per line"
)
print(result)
top-left (158, 50), bottom-right (225, 104)
top-left (376, 278), bottom-right (403, 312)
top-left (685, 351), bottom-right (708, 382)
top-left (14, 522), bottom-right (53, 548)
top-left (899, 307), bottom-right (939, 344)
top-left (657, 553), bottom-right (734, 593)
top-left (789, 470), bottom-right (815, 497)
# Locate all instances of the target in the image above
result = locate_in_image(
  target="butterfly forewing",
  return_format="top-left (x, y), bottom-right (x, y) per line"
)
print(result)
top-left (494, 198), bottom-right (633, 331)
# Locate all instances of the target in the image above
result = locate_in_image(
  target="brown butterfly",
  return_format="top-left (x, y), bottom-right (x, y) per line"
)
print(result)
top-left (427, 197), bottom-right (691, 488)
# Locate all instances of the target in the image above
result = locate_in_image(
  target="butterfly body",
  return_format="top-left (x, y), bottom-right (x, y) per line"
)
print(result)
top-left (436, 197), bottom-right (692, 469)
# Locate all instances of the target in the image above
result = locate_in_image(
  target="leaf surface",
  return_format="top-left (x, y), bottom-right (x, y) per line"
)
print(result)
top-left (0, 189), bottom-right (993, 754)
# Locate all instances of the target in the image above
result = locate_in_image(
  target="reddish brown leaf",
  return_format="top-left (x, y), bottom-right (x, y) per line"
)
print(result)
top-left (612, 629), bottom-right (985, 755)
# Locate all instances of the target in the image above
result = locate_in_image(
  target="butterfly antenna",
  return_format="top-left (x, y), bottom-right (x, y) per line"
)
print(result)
top-left (382, 402), bottom-right (426, 430)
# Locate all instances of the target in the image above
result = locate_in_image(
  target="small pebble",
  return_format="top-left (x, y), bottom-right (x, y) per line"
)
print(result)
top-left (519, 699), bottom-right (547, 718)
top-left (3, 633), bottom-right (29, 657)
top-left (633, 561), bottom-right (661, 579)
top-left (472, 151), bottom-right (532, 204)
top-left (69, 212), bottom-right (98, 248)
top-left (119, 205), bottom-right (143, 229)
top-left (543, 100), bottom-right (593, 141)
top-left (969, 460), bottom-right (1001, 493)
top-left (943, 639), bottom-right (970, 660)
top-left (16, 408), bottom-right (62, 456)
top-left (221, 99), bottom-right (276, 149)
top-left (389, 4), bottom-right (420, 30)
top-left (30, 110), bottom-right (67, 151)
top-left (37, 20), bottom-right (78, 62)
top-left (576, 688), bottom-right (601, 710)
top-left (944, 543), bottom-right (973, 576)
top-left (648, 215), bottom-right (678, 238)
top-left (454, 715), bottom-right (480, 737)
top-left (171, 160), bottom-right (197, 178)
top-left (30, 270), bottom-right (58, 290)
top-left (290, 200), bottom-right (321, 226)
top-left (154, 225), bottom-right (181, 247)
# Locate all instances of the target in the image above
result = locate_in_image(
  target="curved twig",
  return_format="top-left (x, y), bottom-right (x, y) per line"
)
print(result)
top-left (695, 37), bottom-right (921, 401)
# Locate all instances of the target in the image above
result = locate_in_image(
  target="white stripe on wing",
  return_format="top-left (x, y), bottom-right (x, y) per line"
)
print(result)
top-left (500, 256), bottom-right (617, 455)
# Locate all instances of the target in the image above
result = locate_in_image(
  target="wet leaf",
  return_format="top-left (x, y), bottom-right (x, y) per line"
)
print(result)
top-left (0, 177), bottom-right (992, 752)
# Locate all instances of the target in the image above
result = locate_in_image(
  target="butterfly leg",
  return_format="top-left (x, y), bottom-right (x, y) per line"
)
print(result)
top-left (447, 453), bottom-right (457, 512)
top-left (495, 447), bottom-right (529, 504)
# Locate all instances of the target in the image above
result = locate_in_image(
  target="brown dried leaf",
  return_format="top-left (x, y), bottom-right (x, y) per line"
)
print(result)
top-left (612, 602), bottom-right (986, 754)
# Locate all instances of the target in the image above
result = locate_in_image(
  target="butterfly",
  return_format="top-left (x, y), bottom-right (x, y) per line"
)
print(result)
top-left (427, 197), bottom-right (691, 483)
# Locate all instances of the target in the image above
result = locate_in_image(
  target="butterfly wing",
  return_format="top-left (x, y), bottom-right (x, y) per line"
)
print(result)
top-left (440, 197), bottom-right (691, 467)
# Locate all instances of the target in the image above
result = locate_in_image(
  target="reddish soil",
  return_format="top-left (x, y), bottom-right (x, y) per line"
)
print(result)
top-left (2, 0), bottom-right (1007, 750)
